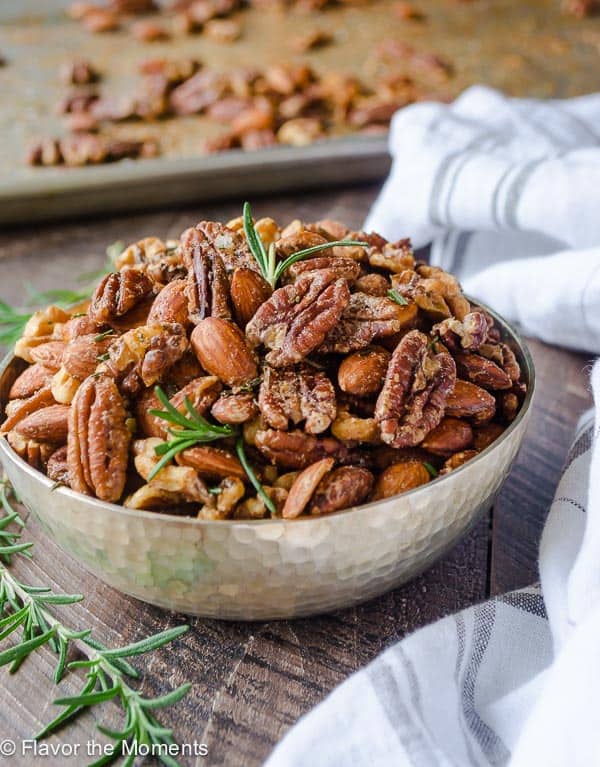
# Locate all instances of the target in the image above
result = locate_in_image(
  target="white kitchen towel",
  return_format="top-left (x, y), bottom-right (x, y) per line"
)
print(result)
top-left (365, 85), bottom-right (600, 354)
top-left (265, 88), bottom-right (600, 767)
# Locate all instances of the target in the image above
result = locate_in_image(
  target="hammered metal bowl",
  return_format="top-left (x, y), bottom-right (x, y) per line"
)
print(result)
top-left (0, 304), bottom-right (534, 620)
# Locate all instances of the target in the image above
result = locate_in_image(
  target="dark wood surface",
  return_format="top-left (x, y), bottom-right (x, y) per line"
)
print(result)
top-left (0, 186), bottom-right (593, 766)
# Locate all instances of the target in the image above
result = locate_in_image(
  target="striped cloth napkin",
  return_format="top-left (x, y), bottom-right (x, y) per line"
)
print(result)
top-left (265, 87), bottom-right (600, 766)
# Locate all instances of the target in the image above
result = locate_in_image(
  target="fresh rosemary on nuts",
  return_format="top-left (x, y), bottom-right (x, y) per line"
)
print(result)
top-left (387, 288), bottom-right (409, 306)
top-left (0, 479), bottom-right (191, 767)
top-left (243, 201), bottom-right (368, 289)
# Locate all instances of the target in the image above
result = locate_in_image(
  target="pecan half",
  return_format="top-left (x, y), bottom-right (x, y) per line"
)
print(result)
top-left (287, 257), bottom-right (362, 283)
top-left (246, 270), bottom-right (350, 366)
top-left (375, 329), bottom-right (456, 448)
top-left (183, 228), bottom-right (232, 322)
top-left (1, 387), bottom-right (55, 435)
top-left (255, 429), bottom-right (346, 470)
top-left (180, 221), bottom-right (256, 273)
top-left (67, 374), bottom-right (131, 502)
top-left (258, 365), bottom-right (336, 434)
top-left (368, 238), bottom-right (414, 273)
top-left (320, 293), bottom-right (417, 354)
top-left (89, 271), bottom-right (154, 324)
top-left (310, 466), bottom-right (373, 515)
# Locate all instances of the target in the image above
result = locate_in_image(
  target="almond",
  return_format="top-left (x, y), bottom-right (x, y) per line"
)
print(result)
top-left (422, 417), bottom-right (473, 456)
top-left (372, 460), bottom-right (430, 500)
top-left (282, 457), bottom-right (334, 519)
top-left (230, 267), bottom-right (272, 327)
top-left (15, 404), bottom-right (70, 443)
top-left (9, 363), bottom-right (54, 400)
top-left (310, 466), bottom-right (374, 515)
top-left (176, 445), bottom-right (245, 480)
top-left (147, 280), bottom-right (190, 327)
top-left (337, 346), bottom-right (390, 397)
top-left (190, 318), bottom-right (258, 388)
top-left (473, 422), bottom-right (504, 451)
top-left (446, 380), bottom-right (496, 424)
top-left (29, 341), bottom-right (66, 372)
top-left (63, 334), bottom-right (113, 381)
top-left (0, 386), bottom-right (55, 435)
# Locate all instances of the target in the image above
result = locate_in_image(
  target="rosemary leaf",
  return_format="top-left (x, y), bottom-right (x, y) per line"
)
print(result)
top-left (387, 289), bottom-right (409, 306)
top-left (235, 437), bottom-right (276, 515)
top-left (101, 625), bottom-right (189, 659)
top-left (423, 462), bottom-right (439, 478)
top-left (243, 202), bottom-right (268, 279)
top-left (273, 239), bottom-right (368, 284)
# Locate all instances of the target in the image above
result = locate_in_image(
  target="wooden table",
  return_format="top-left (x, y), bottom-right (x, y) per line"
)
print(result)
top-left (0, 185), bottom-right (593, 766)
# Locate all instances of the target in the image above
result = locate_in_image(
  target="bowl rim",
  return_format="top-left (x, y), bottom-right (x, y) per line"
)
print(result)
top-left (0, 299), bottom-right (535, 528)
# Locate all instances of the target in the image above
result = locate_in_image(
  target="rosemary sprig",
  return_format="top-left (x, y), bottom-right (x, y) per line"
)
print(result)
top-left (148, 387), bottom-right (235, 481)
top-left (235, 437), bottom-right (276, 515)
top-left (0, 479), bottom-right (191, 766)
top-left (243, 202), bottom-right (368, 289)
top-left (423, 462), bottom-right (438, 478)
top-left (387, 288), bottom-right (409, 306)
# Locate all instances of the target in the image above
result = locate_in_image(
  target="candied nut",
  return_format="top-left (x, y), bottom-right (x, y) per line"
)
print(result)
top-left (455, 352), bottom-right (512, 390)
top-left (14, 306), bottom-right (70, 363)
top-left (349, 98), bottom-right (404, 128)
top-left (479, 342), bottom-right (522, 384)
top-left (292, 29), bottom-right (333, 53)
top-left (191, 318), bottom-right (258, 388)
top-left (47, 446), bottom-right (70, 485)
top-left (231, 102), bottom-right (274, 134)
top-left (107, 322), bottom-right (188, 393)
top-left (125, 486), bottom-right (193, 510)
top-left (259, 365), bottom-right (336, 434)
top-left (275, 230), bottom-right (327, 258)
top-left (355, 273), bottom-right (389, 297)
top-left (562, 0), bottom-right (600, 18)
top-left (180, 220), bottom-right (256, 274)
top-left (368, 239), bottom-right (415, 273)
top-left (198, 476), bottom-right (246, 520)
top-left (319, 293), bottom-right (416, 354)
top-left (282, 457), bottom-right (334, 519)
top-left (170, 70), bottom-right (229, 115)
top-left (89, 271), bottom-right (155, 324)
top-left (62, 333), bottom-right (113, 380)
top-left (331, 407), bottom-right (380, 444)
top-left (62, 314), bottom-right (101, 342)
top-left (372, 460), bottom-right (430, 499)
top-left (246, 270), bottom-right (350, 367)
top-left (168, 353), bottom-right (204, 388)
top-left (208, 96), bottom-right (251, 122)
top-left (6, 431), bottom-right (54, 471)
top-left (432, 310), bottom-right (491, 352)
top-left (14, 405), bottom-right (70, 444)
top-left (445, 379), bottom-right (496, 424)
top-left (133, 438), bottom-right (209, 502)
top-left (9, 364), bottom-right (54, 400)
top-left (499, 391), bottom-right (519, 422)
top-left (310, 466), bottom-right (373, 515)
top-left (287, 257), bottom-right (362, 283)
top-left (1, 387), bottom-right (55, 435)
top-left (67, 374), bottom-right (131, 502)
top-left (211, 392), bottom-right (258, 424)
top-left (375, 329), bottom-right (456, 448)
top-left (131, 20), bottom-right (170, 41)
top-left (60, 58), bottom-right (99, 86)
top-left (65, 113), bottom-right (99, 133)
top-left (81, 9), bottom-right (120, 33)
top-left (51, 367), bottom-right (81, 405)
top-left (415, 264), bottom-right (470, 320)
top-left (243, 414), bottom-right (267, 446)
top-left (440, 450), bottom-right (478, 476)
top-left (147, 280), bottom-right (190, 327)
top-left (205, 18), bottom-right (241, 42)
top-left (255, 429), bottom-right (346, 470)
top-left (230, 267), bottom-right (272, 327)
top-left (338, 346), bottom-right (390, 397)
top-left (177, 445), bottom-right (245, 480)
top-left (473, 422), bottom-right (504, 451)
top-left (274, 471), bottom-right (300, 491)
top-left (254, 217), bottom-right (280, 247)
top-left (116, 236), bottom-right (186, 285)
top-left (183, 229), bottom-right (232, 322)
top-left (277, 118), bottom-right (324, 147)
top-left (29, 341), bottom-right (66, 371)
top-left (421, 417), bottom-right (473, 456)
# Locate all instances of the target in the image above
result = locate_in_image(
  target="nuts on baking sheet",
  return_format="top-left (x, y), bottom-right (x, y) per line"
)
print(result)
top-left (2, 207), bottom-right (526, 518)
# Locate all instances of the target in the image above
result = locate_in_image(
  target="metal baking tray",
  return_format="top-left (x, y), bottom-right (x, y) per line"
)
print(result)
top-left (1, 0), bottom-right (599, 225)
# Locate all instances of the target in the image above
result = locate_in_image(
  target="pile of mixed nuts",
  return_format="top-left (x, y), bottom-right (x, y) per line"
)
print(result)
top-left (0, 210), bottom-right (526, 520)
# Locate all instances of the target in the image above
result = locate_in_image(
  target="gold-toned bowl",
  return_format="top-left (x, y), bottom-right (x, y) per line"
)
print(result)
top-left (0, 303), bottom-right (534, 620)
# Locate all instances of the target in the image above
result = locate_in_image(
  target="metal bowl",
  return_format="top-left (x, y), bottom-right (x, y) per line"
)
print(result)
top-left (0, 303), bottom-right (534, 620)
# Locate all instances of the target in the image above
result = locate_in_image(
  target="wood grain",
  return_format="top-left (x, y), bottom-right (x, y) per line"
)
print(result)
top-left (0, 186), bottom-right (592, 766)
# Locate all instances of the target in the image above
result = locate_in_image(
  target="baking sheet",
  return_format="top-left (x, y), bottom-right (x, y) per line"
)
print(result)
top-left (1, 0), bottom-right (600, 225)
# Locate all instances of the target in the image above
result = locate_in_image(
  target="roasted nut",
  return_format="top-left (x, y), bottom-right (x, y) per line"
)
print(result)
top-left (117, 237), bottom-right (185, 285)
top-left (29, 341), bottom-right (66, 372)
top-left (274, 471), bottom-right (300, 491)
top-left (198, 476), bottom-right (246, 520)
top-left (176, 445), bottom-right (245, 480)
top-left (331, 407), bottom-right (380, 444)
top-left (473, 422), bottom-right (504, 451)
top-left (183, 229), bottom-right (232, 323)
top-left (421, 417), bottom-right (473, 456)
top-left (440, 450), bottom-right (478, 475)
top-left (62, 334), bottom-right (113, 380)
top-left (168, 353), bottom-right (204, 388)
top-left (275, 230), bottom-right (327, 258)
top-left (277, 117), bottom-right (324, 146)
top-left (432, 310), bottom-right (491, 352)
top-left (338, 346), bottom-right (390, 397)
top-left (287, 257), bottom-right (362, 283)
top-left (133, 438), bottom-right (210, 503)
top-left (246, 270), bottom-right (350, 366)
top-left (310, 466), bottom-right (373, 515)
top-left (191, 318), bottom-right (258, 388)
top-left (445, 379), bottom-right (496, 424)
top-left (9, 364), bottom-right (54, 400)
top-left (230, 267), bottom-right (272, 327)
top-left (51, 367), bottom-right (81, 405)
top-left (67, 374), bottom-right (131, 502)
top-left (372, 460), bottom-right (430, 499)
top-left (281, 457), bottom-right (334, 518)
top-left (90, 271), bottom-right (154, 324)
top-left (368, 238), bottom-right (414, 273)
top-left (14, 405), bottom-right (70, 444)
top-left (6, 431), bottom-right (54, 470)
top-left (415, 264), bottom-right (470, 320)
top-left (455, 352), bottom-right (512, 390)
top-left (354, 273), bottom-right (389, 296)
top-left (205, 18), bottom-right (242, 42)
top-left (211, 392), bottom-right (258, 424)
top-left (375, 329), bottom-right (456, 448)
top-left (62, 314), bottom-right (101, 342)
top-left (147, 280), bottom-right (191, 327)
top-left (0, 387), bottom-right (55, 435)
top-left (319, 293), bottom-right (416, 354)
top-left (47, 446), bottom-right (70, 485)
top-left (137, 376), bottom-right (223, 438)
top-left (60, 58), bottom-right (99, 86)
top-left (14, 306), bottom-right (70, 363)
top-left (259, 365), bottom-right (336, 434)
top-left (255, 428), bottom-right (346, 469)
top-left (499, 391), bottom-right (519, 422)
